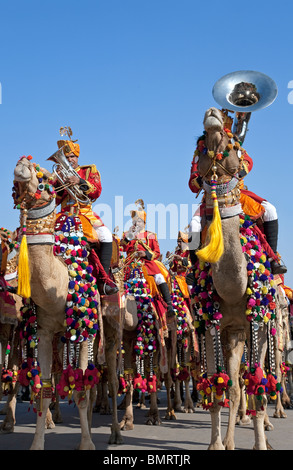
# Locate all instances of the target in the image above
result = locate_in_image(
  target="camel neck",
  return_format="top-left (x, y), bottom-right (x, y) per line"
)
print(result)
top-left (25, 198), bottom-right (56, 245)
top-left (211, 216), bottom-right (247, 303)
top-left (205, 130), bottom-right (224, 153)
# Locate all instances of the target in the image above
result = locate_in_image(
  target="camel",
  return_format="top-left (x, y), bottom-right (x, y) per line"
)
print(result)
top-left (272, 281), bottom-right (292, 416)
top-left (164, 262), bottom-right (198, 418)
top-left (0, 234), bottom-right (58, 432)
top-left (236, 281), bottom-right (292, 430)
top-left (12, 156), bottom-right (122, 449)
top-left (0, 250), bottom-right (22, 433)
top-left (193, 107), bottom-right (281, 450)
top-left (118, 262), bottom-right (164, 430)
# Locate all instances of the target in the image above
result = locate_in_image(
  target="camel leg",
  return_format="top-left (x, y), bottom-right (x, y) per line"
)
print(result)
top-left (237, 379), bottom-right (251, 426)
top-left (120, 385), bottom-right (134, 430)
top-left (273, 349), bottom-right (288, 418)
top-left (173, 380), bottom-right (182, 412)
top-left (183, 376), bottom-right (195, 413)
top-left (137, 391), bottom-right (146, 409)
top-left (99, 380), bottom-right (111, 414)
top-left (164, 371), bottom-right (176, 420)
top-left (280, 374), bottom-right (291, 410)
top-left (45, 407), bottom-right (55, 429)
top-left (223, 330), bottom-right (245, 450)
top-left (93, 381), bottom-right (103, 412)
top-left (203, 328), bottom-right (225, 450)
top-left (73, 340), bottom-right (95, 450)
top-left (0, 329), bottom-right (20, 433)
top-left (288, 367), bottom-right (293, 402)
top-left (30, 329), bottom-right (53, 450)
top-left (0, 381), bottom-right (19, 433)
top-left (252, 395), bottom-right (270, 450)
top-left (119, 331), bottom-right (135, 429)
top-left (73, 389), bottom-right (95, 450)
top-left (146, 391), bottom-right (161, 425)
top-left (103, 318), bottom-right (123, 445)
top-left (208, 402), bottom-right (225, 450)
top-left (253, 325), bottom-right (271, 449)
top-left (51, 374), bottom-right (63, 424)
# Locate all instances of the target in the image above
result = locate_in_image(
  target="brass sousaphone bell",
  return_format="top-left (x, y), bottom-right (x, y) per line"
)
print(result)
top-left (212, 70), bottom-right (278, 142)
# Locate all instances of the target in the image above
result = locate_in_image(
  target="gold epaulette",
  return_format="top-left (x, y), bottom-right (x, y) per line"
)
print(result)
top-left (79, 164), bottom-right (98, 173)
top-left (146, 231), bottom-right (158, 241)
top-left (79, 164), bottom-right (100, 181)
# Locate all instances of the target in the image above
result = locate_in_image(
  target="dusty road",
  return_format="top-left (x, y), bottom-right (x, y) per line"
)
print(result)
top-left (0, 387), bottom-right (292, 455)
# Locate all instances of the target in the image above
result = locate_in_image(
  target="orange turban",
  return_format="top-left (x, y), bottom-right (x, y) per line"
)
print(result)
top-left (57, 139), bottom-right (80, 157)
top-left (177, 231), bottom-right (188, 243)
top-left (130, 209), bottom-right (147, 223)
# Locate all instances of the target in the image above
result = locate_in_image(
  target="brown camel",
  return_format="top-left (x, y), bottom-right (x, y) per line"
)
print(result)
top-left (164, 273), bottom-right (198, 418)
top-left (12, 156), bottom-right (122, 449)
top-left (117, 259), bottom-right (169, 430)
top-left (194, 107), bottom-right (277, 450)
top-left (0, 242), bottom-right (22, 433)
top-left (265, 281), bottom-right (291, 420)
top-left (0, 235), bottom-right (58, 432)
top-left (237, 282), bottom-right (291, 430)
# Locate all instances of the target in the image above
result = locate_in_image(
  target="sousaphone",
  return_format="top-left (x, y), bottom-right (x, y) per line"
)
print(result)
top-left (212, 70), bottom-right (278, 142)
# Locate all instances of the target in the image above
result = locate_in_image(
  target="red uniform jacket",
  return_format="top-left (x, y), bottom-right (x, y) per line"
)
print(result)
top-left (170, 249), bottom-right (190, 277)
top-left (121, 231), bottom-right (162, 275)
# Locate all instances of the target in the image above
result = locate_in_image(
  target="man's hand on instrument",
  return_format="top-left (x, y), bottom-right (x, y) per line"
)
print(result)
top-left (66, 175), bottom-right (80, 185)
top-left (136, 250), bottom-right (146, 258)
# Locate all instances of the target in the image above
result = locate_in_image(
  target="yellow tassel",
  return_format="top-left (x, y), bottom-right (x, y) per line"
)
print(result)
top-left (197, 187), bottom-right (224, 264)
top-left (17, 234), bottom-right (31, 298)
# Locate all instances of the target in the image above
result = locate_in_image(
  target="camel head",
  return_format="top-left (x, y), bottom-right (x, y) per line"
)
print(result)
top-left (198, 108), bottom-right (240, 180)
top-left (13, 157), bottom-right (54, 209)
top-left (203, 107), bottom-right (224, 133)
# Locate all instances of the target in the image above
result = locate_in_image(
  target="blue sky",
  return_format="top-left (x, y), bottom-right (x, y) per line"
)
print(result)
top-left (0, 0), bottom-right (292, 287)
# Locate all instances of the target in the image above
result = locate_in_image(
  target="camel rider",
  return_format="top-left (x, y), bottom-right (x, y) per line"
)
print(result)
top-left (167, 231), bottom-right (192, 299)
top-left (121, 206), bottom-right (175, 318)
top-left (188, 131), bottom-right (287, 275)
top-left (167, 231), bottom-right (191, 279)
top-left (52, 135), bottom-right (118, 295)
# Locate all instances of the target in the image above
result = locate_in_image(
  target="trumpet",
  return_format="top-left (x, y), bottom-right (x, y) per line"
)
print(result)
top-left (124, 224), bottom-right (138, 241)
top-left (47, 148), bottom-right (90, 205)
top-left (163, 249), bottom-right (176, 267)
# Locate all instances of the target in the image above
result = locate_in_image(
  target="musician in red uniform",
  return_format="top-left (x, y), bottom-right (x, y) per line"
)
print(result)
top-left (121, 205), bottom-right (175, 317)
top-left (53, 135), bottom-right (118, 294)
top-left (188, 126), bottom-right (287, 274)
top-left (167, 231), bottom-right (192, 307)
top-left (168, 231), bottom-right (191, 278)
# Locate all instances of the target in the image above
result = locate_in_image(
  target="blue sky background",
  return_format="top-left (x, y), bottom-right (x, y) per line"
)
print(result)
top-left (0, 0), bottom-right (292, 287)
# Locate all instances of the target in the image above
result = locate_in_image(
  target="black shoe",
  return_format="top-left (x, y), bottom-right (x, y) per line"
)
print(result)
top-left (270, 260), bottom-right (287, 275)
top-left (103, 284), bottom-right (119, 295)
